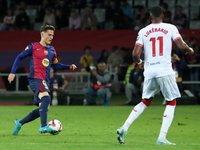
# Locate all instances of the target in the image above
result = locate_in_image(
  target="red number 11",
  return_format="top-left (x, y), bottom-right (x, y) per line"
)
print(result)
top-left (150, 36), bottom-right (163, 57)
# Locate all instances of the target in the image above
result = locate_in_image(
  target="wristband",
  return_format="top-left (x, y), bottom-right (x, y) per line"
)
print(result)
top-left (137, 59), bottom-right (143, 65)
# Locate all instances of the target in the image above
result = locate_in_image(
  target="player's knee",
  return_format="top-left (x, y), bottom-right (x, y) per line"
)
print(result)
top-left (38, 92), bottom-right (49, 100)
top-left (166, 99), bottom-right (176, 106)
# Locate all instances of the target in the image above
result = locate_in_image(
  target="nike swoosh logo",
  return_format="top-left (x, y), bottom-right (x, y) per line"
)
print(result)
top-left (133, 109), bottom-right (137, 112)
top-left (163, 115), bottom-right (167, 117)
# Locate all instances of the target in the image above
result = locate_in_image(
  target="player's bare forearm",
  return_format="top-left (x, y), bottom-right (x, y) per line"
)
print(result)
top-left (175, 38), bottom-right (194, 54)
top-left (181, 42), bottom-right (193, 54)
top-left (132, 54), bottom-right (141, 63)
top-left (132, 45), bottom-right (143, 63)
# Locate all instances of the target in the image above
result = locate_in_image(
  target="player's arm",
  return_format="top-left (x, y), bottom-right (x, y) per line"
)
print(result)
top-left (51, 59), bottom-right (77, 70)
top-left (8, 46), bottom-right (32, 84)
top-left (172, 25), bottom-right (194, 54)
top-left (174, 38), bottom-right (194, 54)
top-left (51, 49), bottom-right (77, 70)
top-left (132, 30), bottom-right (144, 68)
top-left (132, 44), bottom-right (143, 63)
top-left (8, 52), bottom-right (26, 83)
top-left (132, 45), bottom-right (144, 69)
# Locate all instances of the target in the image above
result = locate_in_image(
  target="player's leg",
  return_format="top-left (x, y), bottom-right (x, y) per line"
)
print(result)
top-left (157, 100), bottom-right (176, 145)
top-left (38, 92), bottom-right (57, 133)
top-left (117, 78), bottom-right (160, 144)
top-left (13, 80), bottom-right (41, 135)
top-left (18, 91), bottom-right (41, 126)
top-left (38, 92), bottom-right (50, 127)
top-left (156, 75), bottom-right (181, 145)
top-left (20, 109), bottom-right (40, 125)
top-left (117, 98), bottom-right (153, 144)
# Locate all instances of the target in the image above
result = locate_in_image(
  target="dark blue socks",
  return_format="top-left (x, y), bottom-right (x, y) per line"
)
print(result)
top-left (20, 108), bottom-right (40, 125)
top-left (39, 96), bottom-right (50, 127)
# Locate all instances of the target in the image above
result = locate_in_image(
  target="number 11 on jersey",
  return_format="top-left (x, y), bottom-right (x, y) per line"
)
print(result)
top-left (150, 36), bottom-right (163, 57)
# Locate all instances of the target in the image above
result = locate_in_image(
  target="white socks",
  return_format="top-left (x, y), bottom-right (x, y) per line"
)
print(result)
top-left (121, 99), bottom-right (176, 141)
top-left (158, 105), bottom-right (176, 139)
top-left (122, 102), bottom-right (148, 131)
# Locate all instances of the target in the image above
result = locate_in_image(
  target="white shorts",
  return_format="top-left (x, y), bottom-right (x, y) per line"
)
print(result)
top-left (142, 74), bottom-right (181, 101)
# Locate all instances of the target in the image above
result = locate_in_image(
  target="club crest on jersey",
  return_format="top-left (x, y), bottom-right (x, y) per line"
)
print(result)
top-left (42, 80), bottom-right (48, 89)
top-left (42, 58), bottom-right (49, 67)
top-left (44, 50), bottom-right (48, 55)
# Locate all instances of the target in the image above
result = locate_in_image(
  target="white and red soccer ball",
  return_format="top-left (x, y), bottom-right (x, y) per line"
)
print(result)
top-left (47, 119), bottom-right (62, 135)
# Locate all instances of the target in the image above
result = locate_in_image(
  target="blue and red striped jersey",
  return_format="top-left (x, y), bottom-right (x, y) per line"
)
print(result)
top-left (23, 42), bottom-right (58, 85)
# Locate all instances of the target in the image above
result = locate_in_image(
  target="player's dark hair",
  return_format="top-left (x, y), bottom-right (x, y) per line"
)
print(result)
top-left (84, 46), bottom-right (91, 51)
top-left (40, 25), bottom-right (55, 33)
top-left (150, 6), bottom-right (163, 17)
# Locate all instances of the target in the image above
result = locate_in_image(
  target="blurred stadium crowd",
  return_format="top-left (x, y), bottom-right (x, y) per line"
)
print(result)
top-left (0, 0), bottom-right (200, 30)
top-left (0, 0), bottom-right (200, 102)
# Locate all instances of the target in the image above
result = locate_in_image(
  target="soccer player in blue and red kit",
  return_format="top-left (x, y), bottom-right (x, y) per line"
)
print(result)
top-left (8, 25), bottom-right (77, 135)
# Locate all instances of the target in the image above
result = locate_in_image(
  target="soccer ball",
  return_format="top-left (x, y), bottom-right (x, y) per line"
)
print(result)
top-left (47, 119), bottom-right (62, 135)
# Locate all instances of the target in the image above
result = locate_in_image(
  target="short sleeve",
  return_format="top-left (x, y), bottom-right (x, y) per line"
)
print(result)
top-left (23, 44), bottom-right (33, 57)
top-left (171, 25), bottom-right (182, 41)
top-left (135, 30), bottom-right (144, 47)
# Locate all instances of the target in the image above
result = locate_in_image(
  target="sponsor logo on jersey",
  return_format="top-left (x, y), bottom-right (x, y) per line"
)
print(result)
top-left (150, 62), bottom-right (160, 66)
top-left (37, 48), bottom-right (41, 50)
top-left (44, 50), bottom-right (48, 55)
top-left (42, 58), bottom-right (49, 67)
top-left (42, 80), bottom-right (48, 89)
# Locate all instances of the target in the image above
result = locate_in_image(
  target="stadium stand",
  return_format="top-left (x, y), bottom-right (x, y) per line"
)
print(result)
top-left (147, 0), bottom-right (160, 9)
top-left (133, 0), bottom-right (146, 7)
top-left (190, 21), bottom-right (200, 29)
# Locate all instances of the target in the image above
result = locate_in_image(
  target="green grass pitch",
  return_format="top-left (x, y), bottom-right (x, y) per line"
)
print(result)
top-left (0, 105), bottom-right (200, 150)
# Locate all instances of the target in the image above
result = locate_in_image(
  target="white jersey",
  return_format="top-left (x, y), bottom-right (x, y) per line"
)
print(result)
top-left (136, 22), bottom-right (181, 79)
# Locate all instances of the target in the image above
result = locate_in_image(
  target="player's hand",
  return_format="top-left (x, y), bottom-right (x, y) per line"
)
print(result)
top-left (8, 73), bottom-right (15, 84)
top-left (186, 48), bottom-right (194, 55)
top-left (139, 62), bottom-right (144, 69)
top-left (70, 64), bottom-right (77, 70)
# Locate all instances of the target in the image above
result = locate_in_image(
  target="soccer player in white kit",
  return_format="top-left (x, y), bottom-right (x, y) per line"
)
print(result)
top-left (117, 6), bottom-right (194, 145)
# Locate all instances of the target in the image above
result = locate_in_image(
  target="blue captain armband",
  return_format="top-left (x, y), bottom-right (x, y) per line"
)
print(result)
top-left (10, 52), bottom-right (26, 74)
top-left (51, 62), bottom-right (70, 70)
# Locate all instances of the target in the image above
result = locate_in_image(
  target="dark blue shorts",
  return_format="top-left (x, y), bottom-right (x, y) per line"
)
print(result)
top-left (29, 78), bottom-right (50, 106)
